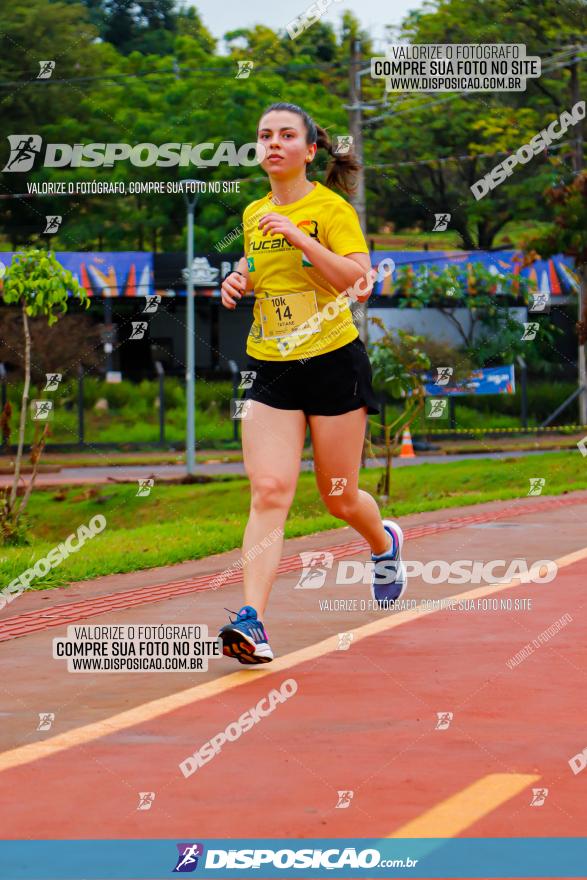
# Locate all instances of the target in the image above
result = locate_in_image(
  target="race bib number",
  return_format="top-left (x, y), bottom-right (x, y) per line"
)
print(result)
top-left (259, 290), bottom-right (319, 340)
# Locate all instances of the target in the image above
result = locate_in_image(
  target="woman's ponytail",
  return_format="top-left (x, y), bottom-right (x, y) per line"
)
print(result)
top-left (315, 124), bottom-right (361, 196)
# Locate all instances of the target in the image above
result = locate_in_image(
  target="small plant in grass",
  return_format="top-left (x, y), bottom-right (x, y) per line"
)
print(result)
top-left (367, 320), bottom-right (430, 501)
top-left (0, 248), bottom-right (88, 544)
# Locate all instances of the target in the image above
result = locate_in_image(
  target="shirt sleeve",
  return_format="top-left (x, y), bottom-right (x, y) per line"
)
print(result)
top-left (243, 205), bottom-right (251, 255)
top-left (325, 198), bottom-right (369, 255)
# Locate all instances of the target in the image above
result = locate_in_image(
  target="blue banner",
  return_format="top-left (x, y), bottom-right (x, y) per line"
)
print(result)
top-left (1, 838), bottom-right (586, 879)
top-left (423, 365), bottom-right (516, 396)
top-left (0, 252), bottom-right (154, 297)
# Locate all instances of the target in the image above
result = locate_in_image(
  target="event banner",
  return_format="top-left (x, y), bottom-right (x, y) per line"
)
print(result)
top-left (423, 365), bottom-right (516, 396)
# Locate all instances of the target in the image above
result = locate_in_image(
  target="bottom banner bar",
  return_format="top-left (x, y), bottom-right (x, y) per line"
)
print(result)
top-left (0, 837), bottom-right (586, 879)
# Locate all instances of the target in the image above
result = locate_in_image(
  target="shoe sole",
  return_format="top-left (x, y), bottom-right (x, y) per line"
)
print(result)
top-left (219, 628), bottom-right (274, 665)
top-left (372, 519), bottom-right (408, 605)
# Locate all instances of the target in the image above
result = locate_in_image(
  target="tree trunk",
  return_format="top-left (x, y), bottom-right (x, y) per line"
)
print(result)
top-left (452, 221), bottom-right (476, 251)
top-left (9, 302), bottom-right (31, 509)
top-left (17, 422), bottom-right (49, 518)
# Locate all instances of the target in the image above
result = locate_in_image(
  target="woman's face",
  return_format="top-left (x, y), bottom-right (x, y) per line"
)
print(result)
top-left (257, 110), bottom-right (316, 178)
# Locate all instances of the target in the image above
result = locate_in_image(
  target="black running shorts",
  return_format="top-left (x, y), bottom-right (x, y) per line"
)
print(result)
top-left (242, 337), bottom-right (381, 417)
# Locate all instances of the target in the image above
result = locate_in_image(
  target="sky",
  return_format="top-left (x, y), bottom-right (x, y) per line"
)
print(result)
top-left (191, 0), bottom-right (425, 52)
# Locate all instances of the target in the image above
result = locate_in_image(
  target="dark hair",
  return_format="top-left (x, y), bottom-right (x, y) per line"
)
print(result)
top-left (258, 102), bottom-right (360, 196)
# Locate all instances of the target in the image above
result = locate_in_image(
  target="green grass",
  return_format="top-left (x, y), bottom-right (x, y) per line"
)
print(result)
top-left (1, 450), bottom-right (585, 593)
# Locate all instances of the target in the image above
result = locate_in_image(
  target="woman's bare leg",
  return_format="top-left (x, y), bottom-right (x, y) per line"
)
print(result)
top-left (240, 400), bottom-right (307, 617)
top-left (308, 406), bottom-right (392, 555)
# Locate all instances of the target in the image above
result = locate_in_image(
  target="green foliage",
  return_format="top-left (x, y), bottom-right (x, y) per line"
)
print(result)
top-left (369, 322), bottom-right (431, 400)
top-left (367, 320), bottom-right (431, 497)
top-left (393, 260), bottom-right (561, 368)
top-left (370, 0), bottom-right (586, 247)
top-left (0, 0), bottom-right (583, 257)
top-left (2, 248), bottom-right (89, 323)
top-left (523, 171), bottom-right (587, 267)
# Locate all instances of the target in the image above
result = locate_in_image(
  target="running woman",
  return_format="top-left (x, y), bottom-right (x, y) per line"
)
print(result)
top-left (218, 102), bottom-right (406, 664)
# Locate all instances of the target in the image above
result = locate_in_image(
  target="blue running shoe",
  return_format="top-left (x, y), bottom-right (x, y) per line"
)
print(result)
top-left (371, 520), bottom-right (407, 608)
top-left (218, 605), bottom-right (274, 664)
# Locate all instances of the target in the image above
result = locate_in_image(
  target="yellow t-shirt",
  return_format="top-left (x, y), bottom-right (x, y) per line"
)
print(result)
top-left (243, 181), bottom-right (369, 361)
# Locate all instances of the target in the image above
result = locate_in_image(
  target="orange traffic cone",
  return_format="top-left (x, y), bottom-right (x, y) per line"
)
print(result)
top-left (399, 426), bottom-right (416, 458)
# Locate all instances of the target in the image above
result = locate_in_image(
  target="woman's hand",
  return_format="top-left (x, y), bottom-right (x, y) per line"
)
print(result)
top-left (221, 271), bottom-right (247, 310)
top-left (258, 213), bottom-right (304, 248)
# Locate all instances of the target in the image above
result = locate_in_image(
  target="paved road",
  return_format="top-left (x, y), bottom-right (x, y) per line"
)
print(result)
top-left (0, 490), bottom-right (585, 872)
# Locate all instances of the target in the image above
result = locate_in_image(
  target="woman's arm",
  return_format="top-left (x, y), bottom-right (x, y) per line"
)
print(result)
top-left (235, 256), bottom-right (254, 291)
top-left (257, 213), bottom-right (371, 294)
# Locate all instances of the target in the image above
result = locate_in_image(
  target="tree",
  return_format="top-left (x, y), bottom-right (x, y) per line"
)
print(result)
top-left (365, 0), bottom-right (585, 247)
top-left (524, 171), bottom-right (587, 333)
top-left (0, 0), bottom-right (107, 248)
top-left (392, 260), bottom-right (563, 370)
top-left (523, 170), bottom-right (587, 418)
top-left (0, 249), bottom-right (89, 544)
top-left (368, 324), bottom-right (430, 500)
